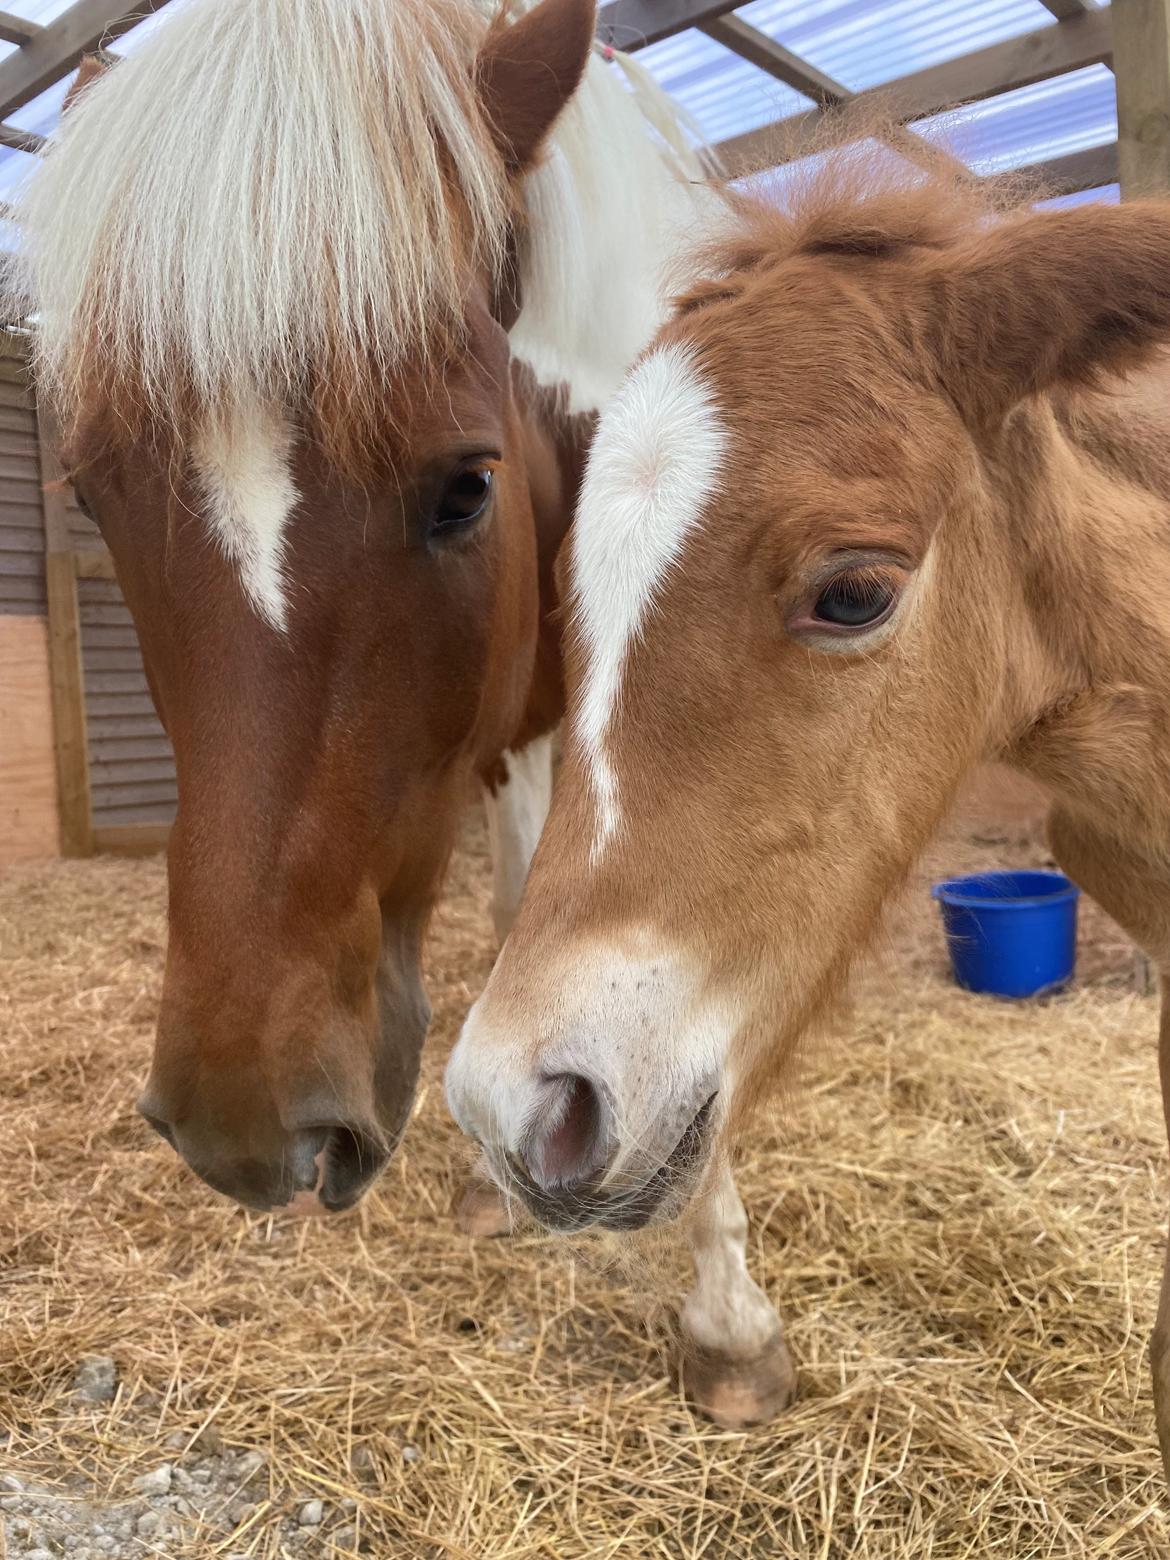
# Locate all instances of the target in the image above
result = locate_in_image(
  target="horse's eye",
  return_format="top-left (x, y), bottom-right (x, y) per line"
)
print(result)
top-left (812, 570), bottom-right (897, 629)
top-left (431, 462), bottom-right (493, 538)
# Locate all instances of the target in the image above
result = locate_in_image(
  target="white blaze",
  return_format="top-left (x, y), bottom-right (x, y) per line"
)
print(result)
top-left (194, 404), bottom-right (298, 633)
top-left (570, 344), bottom-right (727, 854)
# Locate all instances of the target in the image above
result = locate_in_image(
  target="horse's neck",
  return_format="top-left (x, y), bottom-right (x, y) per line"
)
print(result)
top-left (998, 379), bottom-right (1170, 844)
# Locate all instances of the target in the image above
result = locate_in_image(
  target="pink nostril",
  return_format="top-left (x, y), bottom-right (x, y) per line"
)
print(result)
top-left (527, 1074), bottom-right (607, 1192)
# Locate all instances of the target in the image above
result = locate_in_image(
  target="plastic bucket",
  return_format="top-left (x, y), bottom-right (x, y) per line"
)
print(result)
top-left (931, 870), bottom-right (1079, 998)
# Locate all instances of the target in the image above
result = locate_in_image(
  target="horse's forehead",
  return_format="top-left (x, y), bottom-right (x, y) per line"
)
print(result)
top-left (135, 296), bottom-right (513, 635)
top-left (683, 268), bottom-right (912, 418)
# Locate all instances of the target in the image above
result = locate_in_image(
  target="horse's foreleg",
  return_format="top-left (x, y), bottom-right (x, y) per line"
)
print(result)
top-left (482, 733), bottom-right (554, 947)
top-left (679, 1159), bottom-right (795, 1427)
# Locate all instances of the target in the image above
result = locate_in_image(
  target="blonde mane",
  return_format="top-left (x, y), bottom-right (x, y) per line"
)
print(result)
top-left (16, 0), bottom-right (715, 453)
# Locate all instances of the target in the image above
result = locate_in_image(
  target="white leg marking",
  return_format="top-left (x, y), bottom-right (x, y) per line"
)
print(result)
top-left (569, 345), bottom-right (726, 856)
top-left (193, 403), bottom-right (298, 632)
top-left (482, 733), bottom-right (554, 946)
top-left (681, 1160), bottom-right (782, 1362)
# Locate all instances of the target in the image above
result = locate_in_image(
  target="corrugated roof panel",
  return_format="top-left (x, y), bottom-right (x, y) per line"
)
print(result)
top-left (7, 74), bottom-right (70, 135)
top-left (1042, 182), bottom-right (1118, 209)
top-left (624, 27), bottom-right (809, 144)
top-left (737, 0), bottom-right (1060, 95)
top-left (913, 63), bottom-right (1117, 174)
top-left (623, 2), bottom-right (1120, 195)
top-left (0, 0), bottom-right (1123, 219)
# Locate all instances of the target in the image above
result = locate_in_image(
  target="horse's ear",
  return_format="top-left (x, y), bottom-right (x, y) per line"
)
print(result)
top-left (935, 202), bottom-right (1170, 427)
top-left (475, 0), bottom-right (595, 174)
top-left (62, 53), bottom-right (110, 114)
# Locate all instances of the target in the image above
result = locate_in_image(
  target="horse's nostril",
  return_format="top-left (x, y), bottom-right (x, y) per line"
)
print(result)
top-left (138, 1103), bottom-right (175, 1148)
top-left (525, 1073), bottom-right (607, 1193)
top-left (311, 1122), bottom-right (388, 1212)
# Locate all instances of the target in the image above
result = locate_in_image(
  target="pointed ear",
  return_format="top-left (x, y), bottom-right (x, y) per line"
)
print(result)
top-left (934, 202), bottom-right (1170, 427)
top-left (475, 0), bottom-right (596, 174)
top-left (63, 53), bottom-right (110, 114)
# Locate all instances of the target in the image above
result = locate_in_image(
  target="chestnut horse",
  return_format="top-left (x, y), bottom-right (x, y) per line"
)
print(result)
top-left (448, 159), bottom-right (1170, 1456)
top-left (16, 0), bottom-right (721, 1217)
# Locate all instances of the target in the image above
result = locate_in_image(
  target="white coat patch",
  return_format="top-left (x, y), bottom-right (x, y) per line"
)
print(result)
top-left (570, 345), bottom-right (726, 853)
top-left (194, 405), bottom-right (297, 632)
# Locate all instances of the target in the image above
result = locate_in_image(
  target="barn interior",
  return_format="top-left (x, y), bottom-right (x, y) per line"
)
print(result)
top-left (2, 2), bottom-right (1168, 1556)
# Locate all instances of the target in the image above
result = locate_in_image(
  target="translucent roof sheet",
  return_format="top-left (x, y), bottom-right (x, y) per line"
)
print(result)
top-left (737, 0), bottom-right (1067, 94)
top-left (631, 0), bottom-right (1117, 205)
top-left (913, 62), bottom-right (1117, 174)
top-left (0, 2), bottom-right (176, 201)
top-left (629, 26), bottom-right (809, 144)
top-left (0, 0), bottom-right (1119, 208)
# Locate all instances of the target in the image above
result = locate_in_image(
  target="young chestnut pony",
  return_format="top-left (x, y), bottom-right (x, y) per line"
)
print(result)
top-left (448, 159), bottom-right (1170, 1455)
top-left (18, 0), bottom-right (731, 1240)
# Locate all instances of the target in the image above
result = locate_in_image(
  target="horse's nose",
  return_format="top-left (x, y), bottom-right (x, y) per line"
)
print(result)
top-left (137, 1101), bottom-right (388, 1214)
top-left (522, 1073), bottom-right (611, 1194)
top-left (290, 1121), bottom-right (390, 1214)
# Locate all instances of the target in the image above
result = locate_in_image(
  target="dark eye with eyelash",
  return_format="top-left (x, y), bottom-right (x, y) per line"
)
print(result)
top-left (813, 570), bottom-right (897, 628)
top-left (430, 461), bottom-right (494, 540)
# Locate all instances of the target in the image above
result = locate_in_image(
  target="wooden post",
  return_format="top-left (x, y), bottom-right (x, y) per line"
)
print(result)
top-left (1114, 0), bottom-right (1170, 198)
top-left (35, 392), bottom-right (93, 857)
top-left (1114, 3), bottom-right (1167, 988)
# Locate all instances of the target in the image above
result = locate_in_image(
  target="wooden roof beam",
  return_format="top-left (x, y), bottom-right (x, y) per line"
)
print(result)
top-left (0, 120), bottom-right (43, 153)
top-left (0, 10), bottom-right (42, 48)
top-left (596, 0), bottom-right (742, 52)
top-left (700, 15), bottom-right (975, 180)
top-left (699, 15), bottom-right (845, 107)
top-left (0, 0), bottom-right (169, 120)
top-left (718, 7), bottom-right (1113, 175)
top-left (1039, 0), bottom-right (1095, 18)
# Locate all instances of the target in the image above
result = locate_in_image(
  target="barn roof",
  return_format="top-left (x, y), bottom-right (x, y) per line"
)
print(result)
top-left (0, 0), bottom-right (1128, 251)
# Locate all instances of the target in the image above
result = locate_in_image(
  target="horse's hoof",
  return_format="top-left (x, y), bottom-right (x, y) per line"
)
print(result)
top-left (454, 1177), bottom-right (512, 1238)
top-left (681, 1331), bottom-right (797, 1428)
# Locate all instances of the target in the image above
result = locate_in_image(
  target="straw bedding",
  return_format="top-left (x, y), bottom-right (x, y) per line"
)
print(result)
top-left (1, 776), bottom-right (1167, 1558)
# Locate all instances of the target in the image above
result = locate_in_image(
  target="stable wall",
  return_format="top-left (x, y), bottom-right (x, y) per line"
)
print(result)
top-left (0, 333), bottom-right (176, 864)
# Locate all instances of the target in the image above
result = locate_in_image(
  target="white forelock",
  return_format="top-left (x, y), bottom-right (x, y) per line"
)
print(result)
top-left (18, 0), bottom-right (720, 630)
top-left (19, 0), bottom-right (507, 423)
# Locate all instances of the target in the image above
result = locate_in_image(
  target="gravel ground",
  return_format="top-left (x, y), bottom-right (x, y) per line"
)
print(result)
top-left (1, 1412), bottom-right (375, 1557)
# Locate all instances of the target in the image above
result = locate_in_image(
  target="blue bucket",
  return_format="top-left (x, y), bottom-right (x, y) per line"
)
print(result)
top-left (931, 870), bottom-right (1079, 999)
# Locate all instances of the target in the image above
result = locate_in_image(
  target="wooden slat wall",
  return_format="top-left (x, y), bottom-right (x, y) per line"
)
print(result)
top-left (0, 350), bottom-right (46, 615)
top-left (0, 333), bottom-right (178, 846)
